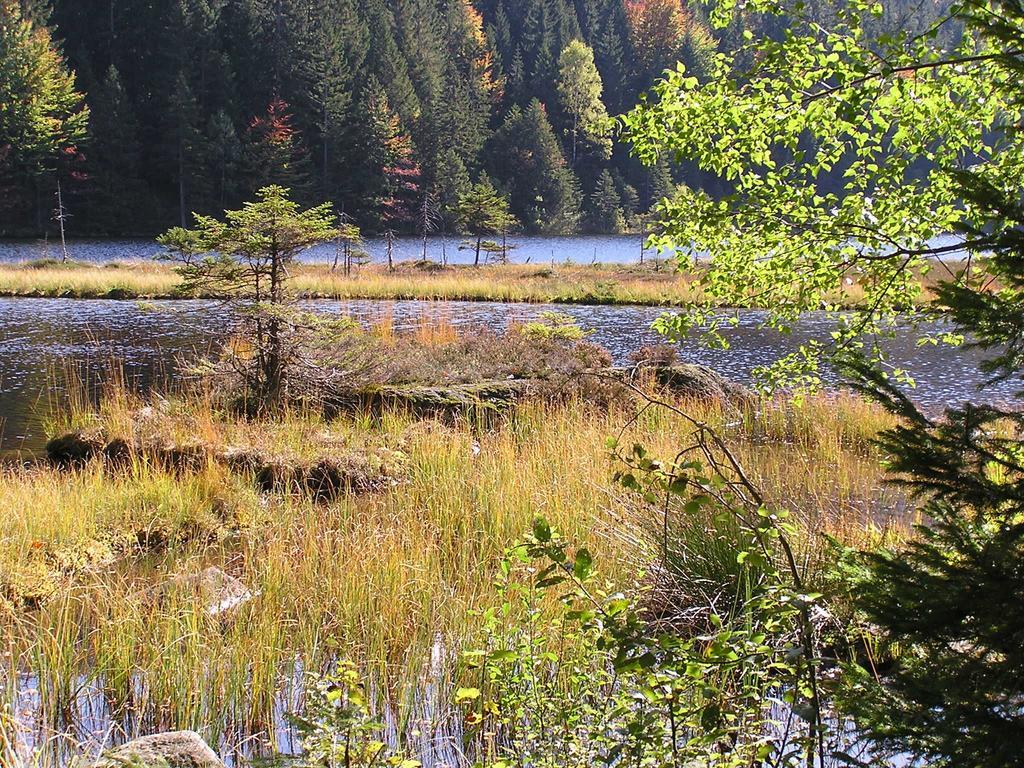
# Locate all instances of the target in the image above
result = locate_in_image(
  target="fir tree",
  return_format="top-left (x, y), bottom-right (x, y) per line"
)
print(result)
top-left (588, 168), bottom-right (625, 233)
top-left (81, 65), bottom-right (148, 233)
top-left (491, 99), bottom-right (581, 234)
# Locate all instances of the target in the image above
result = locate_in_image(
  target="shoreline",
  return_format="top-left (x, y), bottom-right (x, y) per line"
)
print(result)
top-left (0, 259), bottom-right (930, 310)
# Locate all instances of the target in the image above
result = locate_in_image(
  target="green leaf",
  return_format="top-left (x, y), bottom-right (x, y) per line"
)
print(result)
top-left (532, 516), bottom-right (552, 543)
top-left (455, 687), bottom-right (481, 703)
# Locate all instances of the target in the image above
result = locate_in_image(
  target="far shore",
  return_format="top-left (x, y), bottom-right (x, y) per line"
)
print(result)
top-left (0, 258), bottom-right (938, 310)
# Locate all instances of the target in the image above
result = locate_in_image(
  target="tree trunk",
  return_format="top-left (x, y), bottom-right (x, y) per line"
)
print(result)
top-left (178, 137), bottom-right (187, 228)
top-left (56, 180), bottom-right (69, 263)
top-left (264, 236), bottom-right (284, 410)
top-left (474, 235), bottom-right (482, 267)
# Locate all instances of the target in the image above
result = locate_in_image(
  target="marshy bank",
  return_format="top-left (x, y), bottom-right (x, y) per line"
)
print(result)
top-left (1, 317), bottom-right (909, 767)
top-left (0, 258), bottom-right (945, 309)
top-left (0, 296), bottom-right (1013, 457)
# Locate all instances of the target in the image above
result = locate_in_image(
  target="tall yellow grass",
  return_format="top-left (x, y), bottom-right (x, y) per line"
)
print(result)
top-left (1, 389), bottom-right (905, 762)
top-left (0, 260), bottom-right (942, 308)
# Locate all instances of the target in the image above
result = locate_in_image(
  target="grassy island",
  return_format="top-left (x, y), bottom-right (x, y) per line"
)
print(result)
top-left (0, 258), bottom-right (947, 309)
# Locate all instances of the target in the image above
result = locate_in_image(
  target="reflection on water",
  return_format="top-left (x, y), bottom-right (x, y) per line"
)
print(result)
top-left (0, 235), bottom-right (658, 267)
top-left (0, 297), bottom-right (1014, 453)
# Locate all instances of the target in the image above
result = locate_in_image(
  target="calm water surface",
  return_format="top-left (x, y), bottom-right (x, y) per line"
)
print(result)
top-left (0, 297), bottom-right (1013, 453)
top-left (0, 234), bottom-right (659, 266)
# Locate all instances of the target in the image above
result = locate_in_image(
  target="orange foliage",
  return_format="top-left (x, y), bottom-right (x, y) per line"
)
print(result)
top-left (625, 0), bottom-right (689, 72)
top-left (462, 0), bottom-right (503, 101)
top-left (248, 96), bottom-right (298, 147)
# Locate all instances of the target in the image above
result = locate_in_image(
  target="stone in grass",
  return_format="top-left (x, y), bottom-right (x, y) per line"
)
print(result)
top-left (148, 566), bottom-right (254, 617)
top-left (654, 364), bottom-right (754, 404)
top-left (93, 730), bottom-right (225, 768)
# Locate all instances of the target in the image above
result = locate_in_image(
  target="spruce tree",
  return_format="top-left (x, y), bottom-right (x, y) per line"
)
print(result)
top-left (81, 65), bottom-right (148, 232)
top-left (837, 1), bottom-right (1024, 747)
top-left (587, 168), bottom-right (625, 233)
top-left (491, 100), bottom-right (581, 234)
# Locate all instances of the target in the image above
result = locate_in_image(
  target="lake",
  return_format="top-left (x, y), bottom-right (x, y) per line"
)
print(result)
top-left (0, 296), bottom-right (1013, 455)
top-left (0, 234), bottom-right (660, 267)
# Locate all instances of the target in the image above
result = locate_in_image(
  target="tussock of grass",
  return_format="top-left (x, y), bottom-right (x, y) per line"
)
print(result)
top-left (0, 259), bottom-right (944, 308)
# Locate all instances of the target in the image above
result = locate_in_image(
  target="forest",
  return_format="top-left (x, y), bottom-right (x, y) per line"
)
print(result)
top-left (1, 0), bottom-right (721, 237)
top-left (5, 0), bottom-right (1024, 766)
top-left (1, 0), bottom-right (949, 238)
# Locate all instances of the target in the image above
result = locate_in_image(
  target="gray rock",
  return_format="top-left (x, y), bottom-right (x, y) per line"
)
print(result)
top-left (148, 566), bottom-right (254, 617)
top-left (93, 731), bottom-right (224, 768)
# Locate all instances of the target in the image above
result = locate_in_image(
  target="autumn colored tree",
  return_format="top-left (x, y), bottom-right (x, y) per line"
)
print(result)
top-left (358, 79), bottom-right (423, 232)
top-left (0, 0), bottom-right (88, 229)
top-left (624, 0), bottom-right (715, 88)
top-left (241, 96), bottom-right (313, 202)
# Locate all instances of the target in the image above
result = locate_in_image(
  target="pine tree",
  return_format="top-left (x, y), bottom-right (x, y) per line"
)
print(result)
top-left (300, 0), bottom-right (366, 203)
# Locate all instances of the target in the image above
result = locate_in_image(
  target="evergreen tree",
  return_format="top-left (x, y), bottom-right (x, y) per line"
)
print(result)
top-left (434, 146), bottom-right (471, 248)
top-left (621, 0), bottom-right (1024, 761)
top-left (357, 77), bottom-right (422, 231)
top-left (837, 5), bottom-right (1024, 751)
top-left (81, 65), bottom-right (148, 233)
top-left (0, 0), bottom-right (88, 229)
top-left (204, 109), bottom-right (242, 212)
top-left (166, 71), bottom-right (206, 227)
top-left (587, 168), bottom-right (625, 233)
top-left (455, 173), bottom-right (516, 265)
top-left (300, 0), bottom-right (367, 203)
top-left (491, 100), bottom-right (581, 234)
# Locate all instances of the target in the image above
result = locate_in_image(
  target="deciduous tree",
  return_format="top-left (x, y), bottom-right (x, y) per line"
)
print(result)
top-left (555, 40), bottom-right (611, 164)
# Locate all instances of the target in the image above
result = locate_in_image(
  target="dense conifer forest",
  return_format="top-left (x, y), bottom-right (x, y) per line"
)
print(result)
top-left (1, 0), bottom-right (716, 236)
top-left (1, 0), bottom-right (953, 237)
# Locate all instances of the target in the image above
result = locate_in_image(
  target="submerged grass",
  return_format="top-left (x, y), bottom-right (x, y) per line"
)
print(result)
top-left (0, 382), bottom-right (906, 764)
top-left (0, 259), bottom-right (945, 308)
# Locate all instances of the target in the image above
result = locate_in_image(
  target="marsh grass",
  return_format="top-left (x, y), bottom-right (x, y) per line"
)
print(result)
top-left (0, 381), bottom-right (906, 764)
top-left (0, 259), bottom-right (947, 308)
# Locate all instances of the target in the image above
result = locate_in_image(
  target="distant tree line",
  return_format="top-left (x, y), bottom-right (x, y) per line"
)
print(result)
top-left (0, 0), bottom-right (718, 238)
top-left (1, 0), bottom-right (954, 239)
